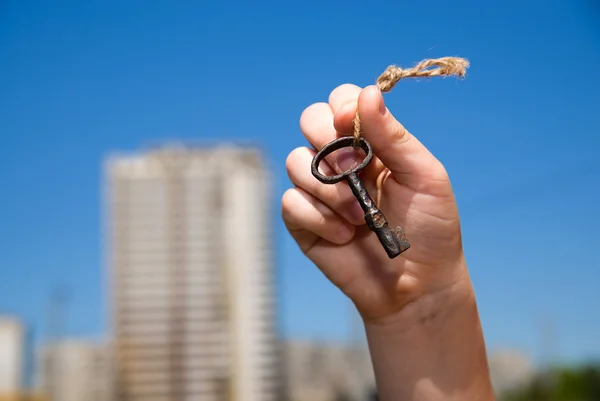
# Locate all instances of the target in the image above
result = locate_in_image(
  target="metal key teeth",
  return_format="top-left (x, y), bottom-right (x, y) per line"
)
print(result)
top-left (370, 225), bottom-right (410, 259)
top-left (391, 226), bottom-right (411, 253)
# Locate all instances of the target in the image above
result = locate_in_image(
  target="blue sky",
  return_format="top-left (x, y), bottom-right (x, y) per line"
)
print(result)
top-left (1, 0), bottom-right (599, 366)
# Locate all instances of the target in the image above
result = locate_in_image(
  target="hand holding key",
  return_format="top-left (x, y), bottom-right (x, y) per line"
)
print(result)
top-left (282, 67), bottom-right (496, 401)
top-left (282, 84), bottom-right (470, 322)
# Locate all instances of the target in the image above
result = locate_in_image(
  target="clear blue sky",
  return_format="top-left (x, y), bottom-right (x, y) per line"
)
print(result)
top-left (1, 0), bottom-right (599, 366)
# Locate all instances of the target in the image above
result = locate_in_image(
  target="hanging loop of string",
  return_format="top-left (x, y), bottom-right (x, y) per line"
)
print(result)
top-left (352, 56), bottom-right (470, 147)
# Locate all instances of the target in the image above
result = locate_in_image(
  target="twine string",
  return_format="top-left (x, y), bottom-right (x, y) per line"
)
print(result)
top-left (353, 56), bottom-right (470, 146)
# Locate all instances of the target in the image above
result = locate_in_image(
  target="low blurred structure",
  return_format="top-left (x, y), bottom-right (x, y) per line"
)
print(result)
top-left (0, 393), bottom-right (46, 401)
top-left (0, 317), bottom-right (25, 400)
top-left (487, 349), bottom-right (536, 396)
top-left (284, 340), bottom-right (376, 401)
top-left (104, 145), bottom-right (282, 401)
top-left (35, 340), bottom-right (114, 401)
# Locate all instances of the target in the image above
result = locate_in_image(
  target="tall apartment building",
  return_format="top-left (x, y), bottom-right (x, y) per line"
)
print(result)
top-left (36, 340), bottom-right (114, 401)
top-left (0, 317), bottom-right (24, 398)
top-left (104, 145), bottom-right (280, 401)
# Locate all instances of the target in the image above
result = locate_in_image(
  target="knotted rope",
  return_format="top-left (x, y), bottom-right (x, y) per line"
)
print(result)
top-left (353, 56), bottom-right (470, 146)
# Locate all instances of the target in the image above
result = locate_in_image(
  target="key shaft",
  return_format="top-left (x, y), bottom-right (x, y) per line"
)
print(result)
top-left (346, 173), bottom-right (410, 259)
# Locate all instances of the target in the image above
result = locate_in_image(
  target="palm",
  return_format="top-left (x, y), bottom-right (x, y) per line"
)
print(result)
top-left (302, 160), bottom-right (463, 320)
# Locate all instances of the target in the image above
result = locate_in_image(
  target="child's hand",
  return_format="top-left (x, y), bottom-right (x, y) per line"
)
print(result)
top-left (282, 83), bottom-right (470, 323)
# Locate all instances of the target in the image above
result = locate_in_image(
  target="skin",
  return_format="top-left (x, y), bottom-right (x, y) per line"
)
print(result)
top-left (281, 84), bottom-right (496, 400)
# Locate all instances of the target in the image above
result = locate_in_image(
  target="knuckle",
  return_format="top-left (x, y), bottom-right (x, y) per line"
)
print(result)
top-left (390, 120), bottom-right (410, 143)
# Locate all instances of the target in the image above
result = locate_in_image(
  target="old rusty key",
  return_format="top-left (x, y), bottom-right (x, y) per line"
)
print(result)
top-left (311, 136), bottom-right (410, 259)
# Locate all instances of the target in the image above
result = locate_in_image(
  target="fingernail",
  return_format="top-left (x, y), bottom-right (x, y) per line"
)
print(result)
top-left (334, 148), bottom-right (361, 172)
top-left (337, 224), bottom-right (354, 241)
top-left (378, 90), bottom-right (387, 115)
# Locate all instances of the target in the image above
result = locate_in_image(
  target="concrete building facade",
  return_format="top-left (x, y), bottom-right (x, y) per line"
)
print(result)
top-left (104, 145), bottom-right (280, 401)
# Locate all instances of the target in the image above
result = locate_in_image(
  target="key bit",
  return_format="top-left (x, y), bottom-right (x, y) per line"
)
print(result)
top-left (311, 136), bottom-right (411, 259)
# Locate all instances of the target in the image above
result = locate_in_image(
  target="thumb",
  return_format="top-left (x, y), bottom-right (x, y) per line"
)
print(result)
top-left (335, 85), bottom-right (445, 188)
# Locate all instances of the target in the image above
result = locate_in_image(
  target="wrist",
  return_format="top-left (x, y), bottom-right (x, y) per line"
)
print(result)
top-left (364, 266), bottom-right (474, 330)
top-left (363, 268), bottom-right (495, 401)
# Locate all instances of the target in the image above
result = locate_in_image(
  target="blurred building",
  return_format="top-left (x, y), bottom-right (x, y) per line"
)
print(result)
top-left (0, 317), bottom-right (24, 398)
top-left (487, 349), bottom-right (536, 396)
top-left (284, 340), bottom-right (376, 401)
top-left (104, 145), bottom-right (280, 401)
top-left (36, 340), bottom-right (114, 401)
